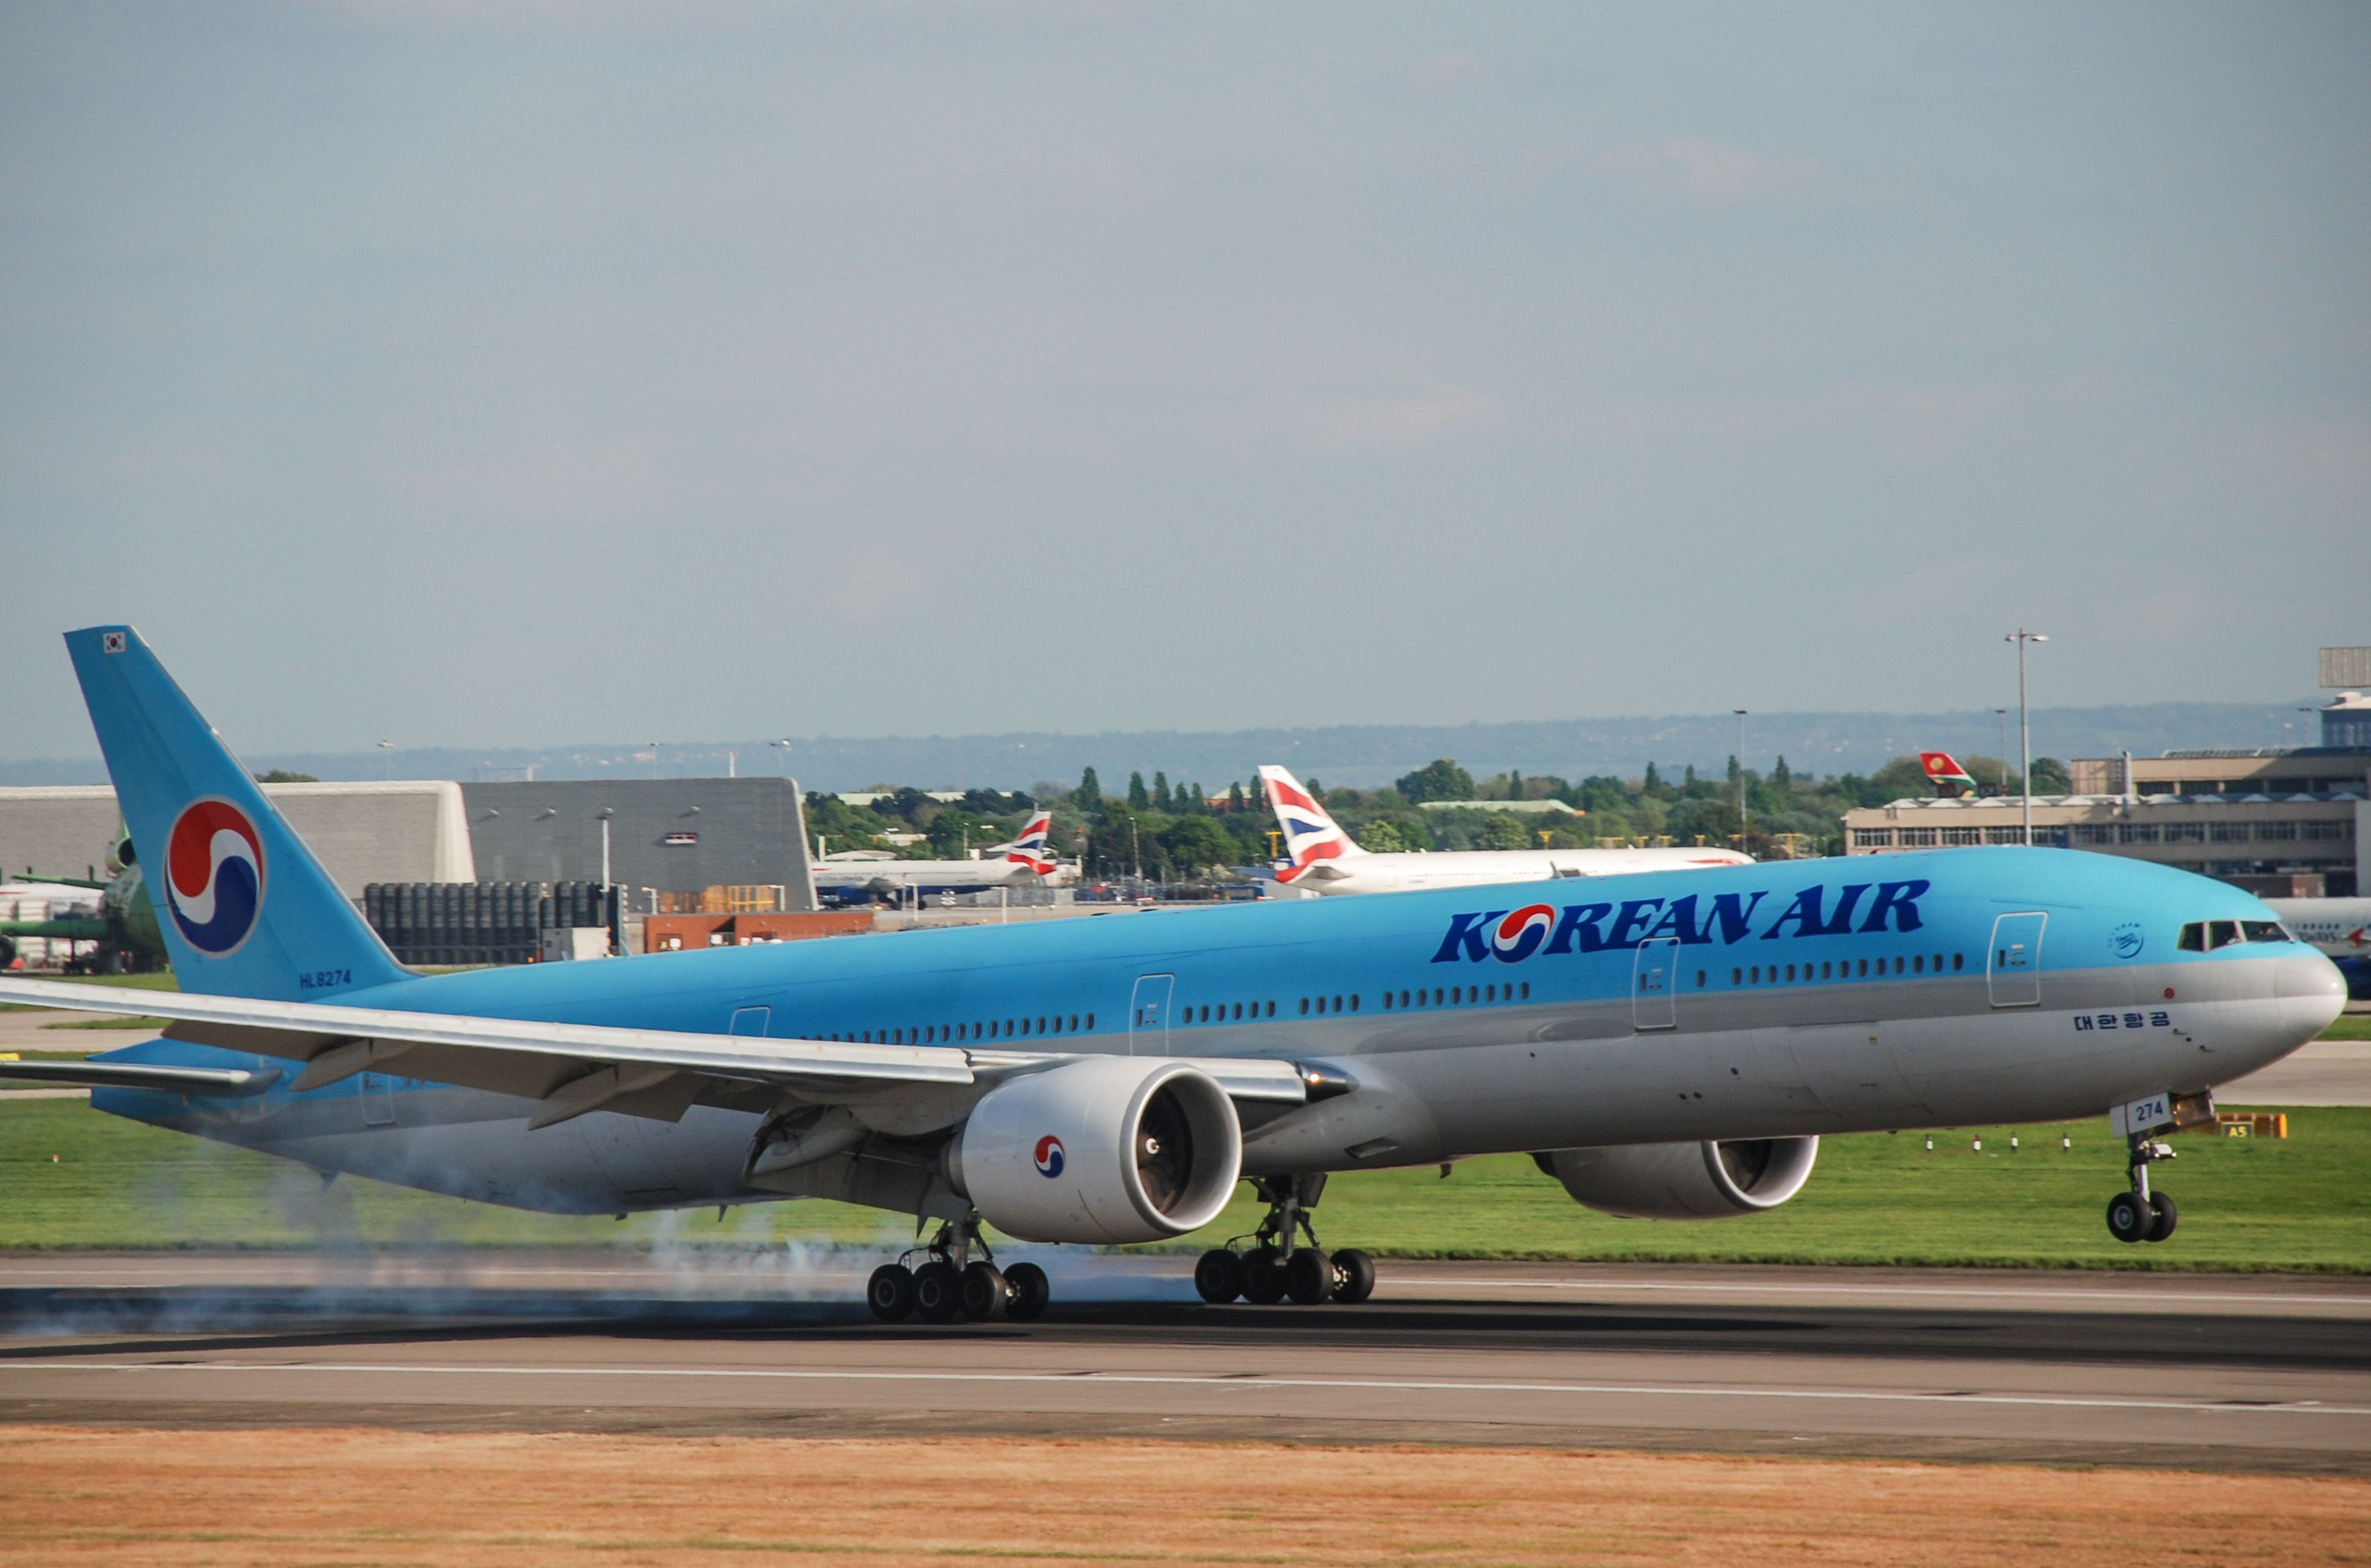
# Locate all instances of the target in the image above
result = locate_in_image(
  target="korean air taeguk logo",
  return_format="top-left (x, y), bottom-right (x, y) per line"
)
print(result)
top-left (1489, 904), bottom-right (1557, 964)
top-left (1033, 1136), bottom-right (1066, 1178)
top-left (163, 799), bottom-right (266, 956)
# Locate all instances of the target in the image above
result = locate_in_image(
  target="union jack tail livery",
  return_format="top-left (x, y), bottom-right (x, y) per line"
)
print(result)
top-left (1000, 810), bottom-right (1059, 876)
top-left (1258, 765), bottom-right (1369, 883)
top-left (1920, 751), bottom-right (1980, 798)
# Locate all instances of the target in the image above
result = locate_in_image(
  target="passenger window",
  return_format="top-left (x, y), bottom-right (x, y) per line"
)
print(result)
top-left (1085, 1013), bottom-right (1095, 1029)
top-left (1334, 995), bottom-right (1344, 1012)
top-left (1300, 998), bottom-right (1310, 1015)
top-left (1952, 953), bottom-right (1964, 971)
top-left (1350, 995), bottom-right (1360, 1011)
top-left (1699, 970), bottom-right (1709, 987)
top-left (1521, 982), bottom-right (1531, 999)
top-left (1912, 956), bottom-right (1923, 974)
top-left (1749, 966), bottom-right (1760, 984)
top-left (1731, 968), bottom-right (1742, 985)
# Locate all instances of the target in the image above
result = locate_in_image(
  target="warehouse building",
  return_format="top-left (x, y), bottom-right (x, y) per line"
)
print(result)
top-left (0, 780), bottom-right (474, 894)
top-left (459, 777), bottom-right (816, 911)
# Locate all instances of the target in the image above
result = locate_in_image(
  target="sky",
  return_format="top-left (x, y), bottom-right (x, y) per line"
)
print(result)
top-left (2, 2), bottom-right (2364, 762)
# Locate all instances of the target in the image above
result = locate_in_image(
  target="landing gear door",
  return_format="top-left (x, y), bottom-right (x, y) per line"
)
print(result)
top-left (1129, 974), bottom-right (1175, 1056)
top-left (1632, 938), bottom-right (1679, 1032)
top-left (1988, 912), bottom-right (2046, 1008)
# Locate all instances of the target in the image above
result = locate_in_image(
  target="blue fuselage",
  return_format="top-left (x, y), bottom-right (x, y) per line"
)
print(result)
top-left (97, 848), bottom-right (2341, 1215)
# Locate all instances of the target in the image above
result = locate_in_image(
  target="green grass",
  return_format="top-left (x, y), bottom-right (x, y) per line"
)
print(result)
top-left (2320, 1014), bottom-right (2371, 1041)
top-left (4, 1096), bottom-right (2365, 1270)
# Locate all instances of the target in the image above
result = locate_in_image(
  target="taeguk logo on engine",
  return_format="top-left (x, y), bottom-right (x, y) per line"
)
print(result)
top-left (164, 798), bottom-right (266, 956)
top-left (1489, 903), bottom-right (1557, 964)
top-left (1033, 1135), bottom-right (1066, 1178)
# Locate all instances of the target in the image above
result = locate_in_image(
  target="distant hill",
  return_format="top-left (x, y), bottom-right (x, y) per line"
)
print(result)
top-left (0, 701), bottom-right (2325, 793)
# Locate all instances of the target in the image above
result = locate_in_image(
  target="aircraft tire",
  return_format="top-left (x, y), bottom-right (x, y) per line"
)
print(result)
top-left (913, 1261), bottom-right (962, 1322)
top-left (1240, 1246), bottom-right (1287, 1305)
top-left (1283, 1248), bottom-right (1332, 1305)
top-left (1004, 1262), bottom-right (1050, 1320)
top-left (866, 1263), bottom-right (916, 1322)
top-left (1194, 1249), bottom-right (1245, 1304)
top-left (2146, 1191), bottom-right (2179, 1243)
top-left (958, 1262), bottom-right (1009, 1321)
top-left (1332, 1248), bottom-right (1376, 1304)
top-left (2104, 1191), bottom-right (2151, 1244)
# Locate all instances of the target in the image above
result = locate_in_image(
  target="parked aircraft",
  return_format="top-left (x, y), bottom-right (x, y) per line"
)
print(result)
top-left (812, 811), bottom-right (1073, 906)
top-left (0, 628), bottom-right (2342, 1324)
top-left (1258, 765), bottom-right (1749, 895)
top-left (2264, 898), bottom-right (2371, 998)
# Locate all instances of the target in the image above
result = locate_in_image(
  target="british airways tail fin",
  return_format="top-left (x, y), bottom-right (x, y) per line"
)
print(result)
top-left (1257, 764), bottom-right (1368, 882)
top-left (1000, 809), bottom-right (1058, 875)
top-left (64, 626), bottom-right (408, 1001)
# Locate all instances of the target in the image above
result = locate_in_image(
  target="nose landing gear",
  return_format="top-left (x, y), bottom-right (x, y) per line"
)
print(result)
top-left (2107, 1136), bottom-right (2180, 1244)
top-left (1195, 1175), bottom-right (1377, 1306)
top-left (867, 1213), bottom-right (1052, 1323)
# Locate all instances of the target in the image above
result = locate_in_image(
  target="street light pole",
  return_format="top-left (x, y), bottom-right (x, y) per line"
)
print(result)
top-left (1993, 709), bottom-right (2009, 791)
top-left (2005, 631), bottom-right (2049, 843)
top-left (1733, 710), bottom-right (1748, 844)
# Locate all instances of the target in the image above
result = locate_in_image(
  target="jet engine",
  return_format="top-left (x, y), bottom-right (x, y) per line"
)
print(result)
top-left (945, 1056), bottom-right (1242, 1244)
top-left (1534, 1136), bottom-right (1818, 1220)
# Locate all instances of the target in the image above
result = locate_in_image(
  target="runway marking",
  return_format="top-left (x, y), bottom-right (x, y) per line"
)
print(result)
top-left (1414, 1278), bottom-right (2371, 1309)
top-left (18, 1360), bottom-right (2371, 1420)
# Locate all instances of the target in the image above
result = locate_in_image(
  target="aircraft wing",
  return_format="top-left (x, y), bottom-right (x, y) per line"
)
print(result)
top-left (0, 1057), bottom-right (281, 1096)
top-left (0, 978), bottom-right (1308, 1127)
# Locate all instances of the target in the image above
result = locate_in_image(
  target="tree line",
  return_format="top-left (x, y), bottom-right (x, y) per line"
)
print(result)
top-left (801, 751), bottom-right (2070, 881)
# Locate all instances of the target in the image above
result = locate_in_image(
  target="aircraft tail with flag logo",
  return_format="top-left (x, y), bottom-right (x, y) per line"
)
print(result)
top-left (1920, 751), bottom-right (1981, 798)
top-left (1257, 765), bottom-right (1369, 884)
top-left (999, 810), bottom-right (1060, 875)
top-left (64, 626), bottom-right (408, 1001)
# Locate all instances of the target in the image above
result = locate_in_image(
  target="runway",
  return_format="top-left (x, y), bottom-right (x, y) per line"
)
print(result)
top-left (5, 1253), bottom-right (2367, 1473)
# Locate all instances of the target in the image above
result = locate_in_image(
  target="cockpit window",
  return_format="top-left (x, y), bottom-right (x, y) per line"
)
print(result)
top-left (2180, 919), bottom-right (2295, 951)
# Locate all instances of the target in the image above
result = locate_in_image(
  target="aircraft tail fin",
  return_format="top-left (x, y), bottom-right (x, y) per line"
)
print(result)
top-left (1000, 809), bottom-right (1058, 875)
top-left (1919, 750), bottom-right (1981, 798)
top-left (64, 626), bottom-right (409, 1001)
top-left (1257, 765), bottom-right (1368, 882)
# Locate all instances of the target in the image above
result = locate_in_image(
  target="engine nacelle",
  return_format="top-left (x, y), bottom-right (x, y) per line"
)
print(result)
top-left (1535, 1136), bottom-right (1818, 1220)
top-left (947, 1056), bottom-right (1242, 1244)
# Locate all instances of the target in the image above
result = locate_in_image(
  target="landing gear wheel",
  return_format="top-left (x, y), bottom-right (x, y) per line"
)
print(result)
top-left (866, 1262), bottom-right (916, 1322)
top-left (959, 1262), bottom-right (1009, 1321)
top-left (2105, 1191), bottom-right (2152, 1243)
top-left (2146, 1190), bottom-right (2179, 1243)
top-left (1283, 1248), bottom-right (1333, 1305)
top-left (913, 1259), bottom-right (961, 1322)
top-left (1331, 1248), bottom-right (1376, 1304)
top-left (1003, 1261), bottom-right (1050, 1321)
top-left (1240, 1245), bottom-right (1286, 1305)
top-left (1195, 1249), bottom-right (1245, 1304)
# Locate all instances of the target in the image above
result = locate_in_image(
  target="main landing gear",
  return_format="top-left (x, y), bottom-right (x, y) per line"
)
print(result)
top-left (867, 1213), bottom-right (1051, 1324)
top-left (2105, 1135), bottom-right (2180, 1245)
top-left (1194, 1175), bottom-right (1376, 1307)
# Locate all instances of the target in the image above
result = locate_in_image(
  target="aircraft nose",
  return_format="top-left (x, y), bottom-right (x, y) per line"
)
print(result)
top-left (2277, 952), bottom-right (2346, 1038)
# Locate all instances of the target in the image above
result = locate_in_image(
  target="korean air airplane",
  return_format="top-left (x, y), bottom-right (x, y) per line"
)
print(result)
top-left (811, 811), bottom-right (1073, 906)
top-left (0, 629), bottom-right (2344, 1324)
top-left (1259, 765), bottom-right (1750, 894)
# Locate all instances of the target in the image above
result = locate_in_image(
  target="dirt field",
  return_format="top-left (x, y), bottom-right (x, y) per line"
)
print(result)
top-left (1, 1427), bottom-right (2366, 1566)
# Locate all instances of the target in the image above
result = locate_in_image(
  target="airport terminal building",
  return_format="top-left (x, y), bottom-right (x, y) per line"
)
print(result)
top-left (1842, 748), bottom-right (2369, 898)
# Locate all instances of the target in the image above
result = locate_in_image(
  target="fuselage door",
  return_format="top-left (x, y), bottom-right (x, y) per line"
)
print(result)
top-left (1633, 938), bottom-right (1679, 1032)
top-left (730, 1006), bottom-right (772, 1038)
top-left (1988, 912), bottom-right (2047, 1008)
top-left (1129, 974), bottom-right (1175, 1056)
